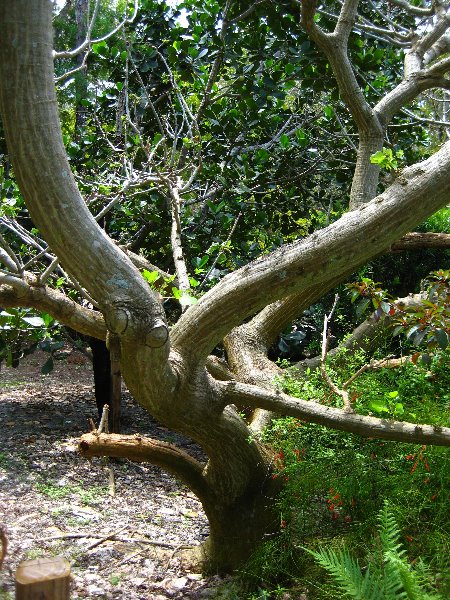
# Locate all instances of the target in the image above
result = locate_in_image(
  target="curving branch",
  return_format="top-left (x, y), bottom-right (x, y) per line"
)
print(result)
top-left (79, 432), bottom-right (208, 500)
top-left (54, 0), bottom-right (138, 59)
top-left (218, 380), bottom-right (450, 447)
top-left (375, 63), bottom-right (450, 125)
top-left (388, 0), bottom-right (435, 16)
top-left (0, 273), bottom-right (107, 340)
top-left (0, 0), bottom-right (168, 348)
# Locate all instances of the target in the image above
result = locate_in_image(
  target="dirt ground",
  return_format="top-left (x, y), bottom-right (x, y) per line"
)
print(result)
top-left (0, 349), bottom-right (232, 599)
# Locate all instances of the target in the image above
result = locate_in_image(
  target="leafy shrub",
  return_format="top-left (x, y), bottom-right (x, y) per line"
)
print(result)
top-left (238, 352), bottom-right (450, 598)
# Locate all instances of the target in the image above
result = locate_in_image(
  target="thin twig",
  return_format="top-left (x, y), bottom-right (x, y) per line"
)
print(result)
top-left (320, 295), bottom-right (354, 413)
top-left (86, 526), bottom-right (129, 551)
top-left (41, 533), bottom-right (177, 549)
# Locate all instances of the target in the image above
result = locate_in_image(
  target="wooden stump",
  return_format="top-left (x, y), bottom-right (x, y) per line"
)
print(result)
top-left (15, 556), bottom-right (70, 600)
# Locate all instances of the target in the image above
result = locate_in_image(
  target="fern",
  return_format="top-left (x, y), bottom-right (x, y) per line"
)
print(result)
top-left (306, 546), bottom-right (386, 600)
top-left (305, 503), bottom-right (444, 600)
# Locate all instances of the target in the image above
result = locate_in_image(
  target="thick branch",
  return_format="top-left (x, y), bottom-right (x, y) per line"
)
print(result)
top-left (301, 0), bottom-right (384, 207)
top-left (376, 70), bottom-right (450, 125)
top-left (391, 231), bottom-right (450, 251)
top-left (219, 381), bottom-right (450, 446)
top-left (0, 274), bottom-right (106, 339)
top-left (172, 143), bottom-right (450, 365)
top-left (0, 0), bottom-right (167, 348)
top-left (79, 432), bottom-right (208, 499)
top-left (302, 0), bottom-right (378, 134)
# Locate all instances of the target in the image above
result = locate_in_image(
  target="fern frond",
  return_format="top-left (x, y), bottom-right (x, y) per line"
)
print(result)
top-left (385, 552), bottom-right (443, 600)
top-left (378, 502), bottom-right (405, 560)
top-left (305, 547), bottom-right (385, 600)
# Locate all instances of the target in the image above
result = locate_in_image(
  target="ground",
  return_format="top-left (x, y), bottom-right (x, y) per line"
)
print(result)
top-left (0, 349), bottom-right (233, 599)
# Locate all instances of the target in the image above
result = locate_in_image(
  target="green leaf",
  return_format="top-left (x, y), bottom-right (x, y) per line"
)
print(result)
top-left (92, 41), bottom-right (108, 55)
top-left (295, 128), bottom-right (308, 146)
top-left (434, 328), bottom-right (448, 350)
top-left (142, 270), bottom-right (160, 284)
top-left (179, 293), bottom-right (198, 307)
top-left (197, 255), bottom-right (209, 269)
top-left (22, 316), bottom-right (45, 327)
top-left (356, 297), bottom-right (371, 318)
top-left (369, 401), bottom-right (389, 413)
top-left (394, 403), bottom-right (404, 415)
top-left (388, 391), bottom-right (399, 399)
top-left (380, 301), bottom-right (391, 314)
top-left (370, 150), bottom-right (386, 165)
top-left (284, 63), bottom-right (295, 75)
top-left (41, 356), bottom-right (54, 375)
top-left (392, 325), bottom-right (404, 337)
top-left (279, 133), bottom-right (290, 149)
top-left (255, 148), bottom-right (270, 163)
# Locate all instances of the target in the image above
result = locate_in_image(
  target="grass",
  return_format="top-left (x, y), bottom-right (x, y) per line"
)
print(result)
top-left (36, 480), bottom-right (108, 505)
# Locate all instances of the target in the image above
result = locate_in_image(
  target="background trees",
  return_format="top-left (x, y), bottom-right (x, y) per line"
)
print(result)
top-left (0, 0), bottom-right (449, 579)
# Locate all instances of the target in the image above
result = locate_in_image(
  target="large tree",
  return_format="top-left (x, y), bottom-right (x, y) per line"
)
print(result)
top-left (0, 0), bottom-right (449, 572)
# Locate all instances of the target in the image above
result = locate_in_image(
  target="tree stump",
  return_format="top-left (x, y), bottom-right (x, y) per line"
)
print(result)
top-left (15, 556), bottom-right (71, 600)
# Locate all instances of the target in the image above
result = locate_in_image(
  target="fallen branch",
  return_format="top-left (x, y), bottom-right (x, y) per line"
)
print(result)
top-left (391, 232), bottom-right (450, 251)
top-left (320, 295), bottom-right (354, 412)
top-left (40, 533), bottom-right (177, 549)
top-left (0, 525), bottom-right (7, 570)
top-left (86, 525), bottom-right (128, 551)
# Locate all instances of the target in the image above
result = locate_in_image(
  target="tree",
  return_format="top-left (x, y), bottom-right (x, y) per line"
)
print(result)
top-left (0, 0), bottom-right (449, 573)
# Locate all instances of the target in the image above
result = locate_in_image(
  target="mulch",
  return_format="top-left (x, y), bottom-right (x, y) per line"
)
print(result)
top-left (0, 350), bottom-right (231, 599)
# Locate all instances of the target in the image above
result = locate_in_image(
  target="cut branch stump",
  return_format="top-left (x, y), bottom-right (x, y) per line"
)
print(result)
top-left (15, 556), bottom-right (71, 599)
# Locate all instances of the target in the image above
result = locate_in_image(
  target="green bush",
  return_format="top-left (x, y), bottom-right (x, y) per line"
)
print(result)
top-left (236, 351), bottom-right (450, 598)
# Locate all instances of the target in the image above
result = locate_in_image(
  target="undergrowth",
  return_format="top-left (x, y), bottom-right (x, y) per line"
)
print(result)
top-left (228, 349), bottom-right (450, 599)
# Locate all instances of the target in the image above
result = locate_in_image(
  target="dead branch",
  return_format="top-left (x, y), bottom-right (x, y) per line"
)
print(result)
top-left (320, 295), bottom-right (354, 412)
top-left (78, 432), bottom-right (208, 500)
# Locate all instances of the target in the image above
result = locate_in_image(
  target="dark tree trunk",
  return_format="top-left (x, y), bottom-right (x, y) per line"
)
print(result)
top-left (88, 337), bottom-right (112, 417)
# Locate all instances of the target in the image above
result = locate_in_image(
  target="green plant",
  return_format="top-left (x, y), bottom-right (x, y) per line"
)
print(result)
top-left (306, 503), bottom-right (443, 600)
top-left (36, 480), bottom-right (108, 504)
top-left (370, 147), bottom-right (404, 171)
top-left (109, 573), bottom-right (124, 586)
top-left (36, 481), bottom-right (74, 500)
top-left (247, 354), bottom-right (450, 598)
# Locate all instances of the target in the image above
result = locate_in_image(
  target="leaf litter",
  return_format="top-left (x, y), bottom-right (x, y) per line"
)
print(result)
top-left (0, 349), bottom-right (230, 598)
